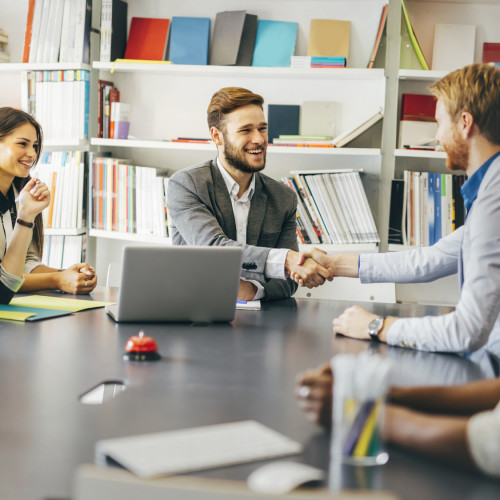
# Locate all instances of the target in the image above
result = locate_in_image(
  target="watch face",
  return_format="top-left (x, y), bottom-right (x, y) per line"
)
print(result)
top-left (368, 317), bottom-right (384, 337)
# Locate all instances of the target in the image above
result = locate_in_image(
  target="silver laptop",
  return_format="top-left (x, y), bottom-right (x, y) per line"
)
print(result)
top-left (105, 246), bottom-right (243, 323)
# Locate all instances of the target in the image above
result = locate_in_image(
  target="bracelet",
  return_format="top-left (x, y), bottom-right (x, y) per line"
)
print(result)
top-left (16, 218), bottom-right (34, 229)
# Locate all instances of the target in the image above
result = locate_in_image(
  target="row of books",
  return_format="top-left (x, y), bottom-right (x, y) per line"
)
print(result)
top-left (42, 235), bottom-right (87, 270)
top-left (23, 0), bottom-right (91, 64)
top-left (97, 80), bottom-right (130, 139)
top-left (100, 5), bottom-right (387, 68)
top-left (36, 151), bottom-right (87, 230)
top-left (389, 171), bottom-right (466, 247)
top-left (282, 170), bottom-right (379, 245)
top-left (90, 156), bottom-right (168, 238)
top-left (21, 70), bottom-right (90, 145)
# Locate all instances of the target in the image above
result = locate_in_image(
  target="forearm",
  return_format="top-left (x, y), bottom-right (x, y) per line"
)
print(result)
top-left (329, 253), bottom-right (359, 277)
top-left (2, 225), bottom-right (36, 278)
top-left (20, 267), bottom-right (60, 291)
top-left (388, 379), bottom-right (500, 416)
top-left (384, 405), bottom-right (476, 470)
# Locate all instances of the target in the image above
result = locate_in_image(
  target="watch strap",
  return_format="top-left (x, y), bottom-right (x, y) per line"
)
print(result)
top-left (16, 218), bottom-right (35, 229)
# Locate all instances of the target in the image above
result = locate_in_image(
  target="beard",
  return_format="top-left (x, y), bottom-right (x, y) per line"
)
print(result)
top-left (443, 129), bottom-right (469, 172)
top-left (222, 133), bottom-right (266, 174)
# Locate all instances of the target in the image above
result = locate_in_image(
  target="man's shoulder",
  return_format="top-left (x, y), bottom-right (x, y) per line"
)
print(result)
top-left (170, 159), bottom-right (215, 182)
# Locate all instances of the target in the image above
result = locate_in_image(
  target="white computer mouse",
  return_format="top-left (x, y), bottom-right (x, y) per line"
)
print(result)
top-left (247, 461), bottom-right (325, 495)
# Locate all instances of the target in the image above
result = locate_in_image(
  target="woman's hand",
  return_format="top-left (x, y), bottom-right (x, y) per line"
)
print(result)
top-left (17, 178), bottom-right (50, 221)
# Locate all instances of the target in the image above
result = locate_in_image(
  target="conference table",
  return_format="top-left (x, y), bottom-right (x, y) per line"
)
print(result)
top-left (1, 289), bottom-right (500, 500)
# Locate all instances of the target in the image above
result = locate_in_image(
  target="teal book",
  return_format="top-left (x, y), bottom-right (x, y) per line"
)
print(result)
top-left (168, 17), bottom-right (210, 65)
top-left (252, 20), bottom-right (298, 67)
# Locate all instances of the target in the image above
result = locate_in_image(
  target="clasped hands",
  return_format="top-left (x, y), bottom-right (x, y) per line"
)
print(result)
top-left (285, 247), bottom-right (334, 288)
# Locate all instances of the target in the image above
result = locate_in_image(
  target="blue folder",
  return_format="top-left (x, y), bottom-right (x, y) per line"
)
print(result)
top-left (0, 304), bottom-right (72, 321)
top-left (168, 17), bottom-right (211, 65)
top-left (252, 20), bottom-right (298, 67)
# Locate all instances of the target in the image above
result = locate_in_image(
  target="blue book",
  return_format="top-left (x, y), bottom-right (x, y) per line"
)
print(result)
top-left (434, 173), bottom-right (442, 242)
top-left (168, 17), bottom-right (210, 65)
top-left (428, 173), bottom-right (435, 245)
top-left (252, 20), bottom-right (298, 67)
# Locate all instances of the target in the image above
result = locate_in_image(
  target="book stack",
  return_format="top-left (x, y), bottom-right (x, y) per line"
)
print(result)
top-left (97, 80), bottom-right (128, 139)
top-left (23, 0), bottom-right (92, 63)
top-left (290, 56), bottom-right (346, 68)
top-left (37, 151), bottom-right (87, 230)
top-left (282, 170), bottom-right (379, 245)
top-left (273, 135), bottom-right (333, 148)
top-left (398, 94), bottom-right (439, 150)
top-left (0, 28), bottom-right (10, 62)
top-left (21, 70), bottom-right (90, 145)
top-left (42, 234), bottom-right (87, 270)
top-left (389, 171), bottom-right (466, 247)
top-left (90, 156), bottom-right (168, 238)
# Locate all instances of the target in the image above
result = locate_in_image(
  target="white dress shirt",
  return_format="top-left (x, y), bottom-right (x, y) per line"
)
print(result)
top-left (467, 401), bottom-right (500, 477)
top-left (216, 159), bottom-right (288, 299)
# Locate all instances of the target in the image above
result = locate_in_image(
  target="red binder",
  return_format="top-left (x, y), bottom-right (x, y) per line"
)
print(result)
top-left (124, 17), bottom-right (170, 61)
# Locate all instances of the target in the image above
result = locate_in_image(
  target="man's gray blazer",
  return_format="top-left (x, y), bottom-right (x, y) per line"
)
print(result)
top-left (167, 159), bottom-right (299, 300)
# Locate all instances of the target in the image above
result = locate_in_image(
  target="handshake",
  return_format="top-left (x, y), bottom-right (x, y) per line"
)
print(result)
top-left (285, 248), bottom-right (359, 288)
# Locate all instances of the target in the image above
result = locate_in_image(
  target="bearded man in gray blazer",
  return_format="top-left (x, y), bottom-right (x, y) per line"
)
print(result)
top-left (167, 87), bottom-right (332, 301)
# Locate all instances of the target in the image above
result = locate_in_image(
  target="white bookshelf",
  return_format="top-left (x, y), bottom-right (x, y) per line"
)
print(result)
top-left (89, 229), bottom-right (171, 245)
top-left (0, 62), bottom-right (91, 73)
top-left (94, 61), bottom-right (384, 80)
top-left (394, 149), bottom-right (446, 159)
top-left (91, 138), bottom-right (380, 157)
top-left (45, 228), bottom-right (87, 237)
top-left (300, 243), bottom-right (378, 253)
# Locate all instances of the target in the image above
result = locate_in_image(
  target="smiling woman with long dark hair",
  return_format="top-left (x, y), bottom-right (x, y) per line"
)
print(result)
top-left (0, 107), bottom-right (98, 296)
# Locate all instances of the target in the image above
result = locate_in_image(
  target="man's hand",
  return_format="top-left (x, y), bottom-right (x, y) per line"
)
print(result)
top-left (238, 280), bottom-right (257, 301)
top-left (295, 363), bottom-right (333, 429)
top-left (332, 305), bottom-right (394, 342)
top-left (56, 263), bottom-right (97, 294)
top-left (285, 250), bottom-right (333, 288)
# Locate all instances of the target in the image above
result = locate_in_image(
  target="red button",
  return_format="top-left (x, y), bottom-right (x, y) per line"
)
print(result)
top-left (124, 331), bottom-right (159, 353)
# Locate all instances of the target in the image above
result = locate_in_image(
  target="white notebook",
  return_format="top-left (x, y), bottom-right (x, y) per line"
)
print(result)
top-left (95, 420), bottom-right (303, 479)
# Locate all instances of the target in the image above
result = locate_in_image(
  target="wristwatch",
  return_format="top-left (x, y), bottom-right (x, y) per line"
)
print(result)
top-left (16, 218), bottom-right (34, 229)
top-left (367, 316), bottom-right (385, 341)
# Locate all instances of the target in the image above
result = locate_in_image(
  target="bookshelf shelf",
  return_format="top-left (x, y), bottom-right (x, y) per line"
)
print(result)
top-left (89, 229), bottom-right (171, 245)
top-left (300, 243), bottom-right (379, 253)
top-left (398, 69), bottom-right (447, 81)
top-left (394, 149), bottom-right (446, 159)
top-left (93, 61), bottom-right (385, 80)
top-left (91, 139), bottom-right (380, 157)
top-left (43, 141), bottom-right (90, 152)
top-left (0, 62), bottom-right (91, 73)
top-left (45, 228), bottom-right (87, 236)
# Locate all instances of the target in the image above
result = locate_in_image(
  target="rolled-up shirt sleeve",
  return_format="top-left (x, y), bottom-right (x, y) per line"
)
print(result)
top-left (24, 240), bottom-right (42, 274)
top-left (0, 264), bottom-right (24, 303)
top-left (467, 402), bottom-right (500, 477)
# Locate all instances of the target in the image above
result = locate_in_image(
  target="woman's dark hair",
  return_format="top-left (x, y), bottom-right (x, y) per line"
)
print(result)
top-left (0, 107), bottom-right (44, 257)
